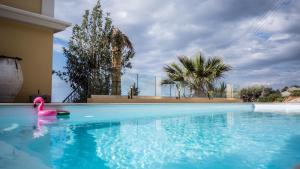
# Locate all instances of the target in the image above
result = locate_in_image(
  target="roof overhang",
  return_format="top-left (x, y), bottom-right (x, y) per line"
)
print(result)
top-left (0, 4), bottom-right (71, 33)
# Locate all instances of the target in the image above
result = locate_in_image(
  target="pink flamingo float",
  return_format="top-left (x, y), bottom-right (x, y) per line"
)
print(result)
top-left (33, 97), bottom-right (70, 116)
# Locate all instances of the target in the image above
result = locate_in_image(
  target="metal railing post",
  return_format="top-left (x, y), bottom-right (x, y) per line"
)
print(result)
top-left (169, 84), bottom-right (172, 97)
top-left (154, 76), bottom-right (156, 96)
top-left (136, 74), bottom-right (139, 91)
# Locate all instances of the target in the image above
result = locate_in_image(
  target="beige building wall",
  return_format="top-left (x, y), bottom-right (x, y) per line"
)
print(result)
top-left (0, 0), bottom-right (42, 14)
top-left (0, 18), bottom-right (53, 102)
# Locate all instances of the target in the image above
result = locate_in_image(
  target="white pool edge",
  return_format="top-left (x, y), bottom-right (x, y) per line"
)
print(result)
top-left (254, 103), bottom-right (300, 114)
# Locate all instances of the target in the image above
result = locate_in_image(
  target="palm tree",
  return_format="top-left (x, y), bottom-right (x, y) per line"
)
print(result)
top-left (111, 27), bottom-right (135, 95)
top-left (161, 62), bottom-right (188, 98)
top-left (162, 53), bottom-right (231, 97)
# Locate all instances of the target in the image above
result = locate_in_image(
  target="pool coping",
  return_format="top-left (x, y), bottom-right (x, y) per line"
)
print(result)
top-left (254, 103), bottom-right (300, 114)
top-left (0, 102), bottom-right (300, 106)
top-left (1, 102), bottom-right (299, 114)
top-left (0, 102), bottom-right (252, 106)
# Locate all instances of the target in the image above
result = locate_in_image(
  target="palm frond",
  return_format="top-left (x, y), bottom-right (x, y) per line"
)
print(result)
top-left (161, 79), bottom-right (175, 85)
top-left (178, 56), bottom-right (194, 73)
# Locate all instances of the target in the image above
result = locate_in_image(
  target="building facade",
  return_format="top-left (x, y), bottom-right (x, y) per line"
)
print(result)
top-left (0, 0), bottom-right (70, 102)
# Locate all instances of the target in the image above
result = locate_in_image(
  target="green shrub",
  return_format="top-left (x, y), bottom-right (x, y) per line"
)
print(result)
top-left (258, 93), bottom-right (283, 102)
top-left (291, 90), bottom-right (300, 97)
top-left (275, 97), bottom-right (285, 102)
top-left (240, 86), bottom-right (284, 102)
top-left (240, 86), bottom-right (263, 102)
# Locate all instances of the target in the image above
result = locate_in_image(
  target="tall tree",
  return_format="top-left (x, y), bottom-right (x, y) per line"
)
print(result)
top-left (54, 0), bottom-right (134, 102)
top-left (162, 53), bottom-right (231, 98)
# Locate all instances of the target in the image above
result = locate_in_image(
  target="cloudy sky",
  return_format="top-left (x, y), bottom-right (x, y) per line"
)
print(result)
top-left (52, 0), bottom-right (300, 101)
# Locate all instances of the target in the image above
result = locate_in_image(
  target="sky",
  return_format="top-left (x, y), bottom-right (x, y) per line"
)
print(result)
top-left (52, 0), bottom-right (300, 101)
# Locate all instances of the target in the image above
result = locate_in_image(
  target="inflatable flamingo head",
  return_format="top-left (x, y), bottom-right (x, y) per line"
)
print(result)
top-left (33, 97), bottom-right (44, 108)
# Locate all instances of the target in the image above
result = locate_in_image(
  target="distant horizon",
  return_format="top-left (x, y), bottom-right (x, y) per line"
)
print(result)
top-left (52, 0), bottom-right (300, 101)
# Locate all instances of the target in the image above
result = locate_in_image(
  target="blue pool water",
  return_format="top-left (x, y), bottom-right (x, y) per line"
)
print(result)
top-left (0, 103), bottom-right (300, 169)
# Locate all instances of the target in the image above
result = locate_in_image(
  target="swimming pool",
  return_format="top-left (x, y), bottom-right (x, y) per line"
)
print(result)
top-left (0, 103), bottom-right (300, 169)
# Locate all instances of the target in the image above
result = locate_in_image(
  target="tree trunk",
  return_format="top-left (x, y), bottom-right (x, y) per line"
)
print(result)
top-left (194, 89), bottom-right (201, 97)
top-left (111, 46), bottom-right (121, 95)
top-left (194, 87), bottom-right (206, 97)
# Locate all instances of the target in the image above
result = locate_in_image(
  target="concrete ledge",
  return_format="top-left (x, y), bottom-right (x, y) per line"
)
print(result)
top-left (254, 103), bottom-right (300, 113)
top-left (88, 97), bottom-right (241, 103)
top-left (0, 98), bottom-right (241, 105)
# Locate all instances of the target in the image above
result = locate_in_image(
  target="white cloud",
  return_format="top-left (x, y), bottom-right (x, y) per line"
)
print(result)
top-left (269, 34), bottom-right (290, 41)
top-left (147, 23), bottom-right (176, 41)
top-left (115, 11), bottom-right (128, 19)
top-left (53, 43), bottom-right (64, 53)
